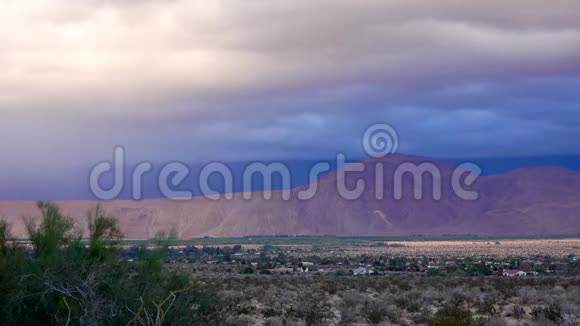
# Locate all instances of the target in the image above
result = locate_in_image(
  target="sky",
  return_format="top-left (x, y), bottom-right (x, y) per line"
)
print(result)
top-left (2, 0), bottom-right (580, 178)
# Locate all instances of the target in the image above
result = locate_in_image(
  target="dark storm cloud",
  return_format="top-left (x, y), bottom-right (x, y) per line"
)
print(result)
top-left (1, 0), bottom-right (580, 169)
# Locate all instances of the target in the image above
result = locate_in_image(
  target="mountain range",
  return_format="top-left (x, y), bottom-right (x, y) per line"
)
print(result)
top-left (1, 154), bottom-right (579, 238)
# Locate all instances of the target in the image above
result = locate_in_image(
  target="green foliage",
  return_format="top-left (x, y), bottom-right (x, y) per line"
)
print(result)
top-left (262, 243), bottom-right (275, 252)
top-left (87, 204), bottom-right (123, 259)
top-left (429, 306), bottom-right (478, 326)
top-left (0, 218), bottom-right (10, 254)
top-left (25, 201), bottom-right (77, 258)
top-left (427, 268), bottom-right (441, 276)
top-left (335, 269), bottom-right (348, 276)
top-left (242, 267), bottom-right (255, 274)
top-left (467, 264), bottom-right (492, 276)
top-left (0, 203), bottom-right (224, 325)
top-left (88, 205), bottom-right (122, 242)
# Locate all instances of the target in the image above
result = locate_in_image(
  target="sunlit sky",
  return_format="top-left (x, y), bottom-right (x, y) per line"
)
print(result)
top-left (2, 0), bottom-right (580, 175)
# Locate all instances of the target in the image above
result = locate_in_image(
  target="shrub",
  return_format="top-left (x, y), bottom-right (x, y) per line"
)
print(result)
top-left (338, 304), bottom-right (358, 325)
top-left (225, 314), bottom-right (255, 326)
top-left (429, 306), bottom-right (477, 326)
top-left (0, 219), bottom-right (11, 254)
top-left (87, 205), bottom-right (123, 259)
top-left (335, 269), bottom-right (348, 276)
top-left (411, 306), bottom-right (433, 324)
top-left (531, 303), bottom-right (564, 324)
top-left (25, 201), bottom-right (77, 258)
top-left (362, 300), bottom-right (385, 324)
top-left (510, 305), bottom-right (526, 320)
top-left (485, 317), bottom-right (508, 326)
top-left (0, 203), bottom-right (225, 325)
top-left (384, 304), bottom-right (402, 323)
top-left (476, 296), bottom-right (498, 316)
top-left (294, 294), bottom-right (332, 326)
top-left (394, 290), bottom-right (423, 312)
top-left (427, 268), bottom-right (442, 276)
top-left (531, 305), bottom-right (544, 320)
top-left (242, 267), bottom-right (255, 274)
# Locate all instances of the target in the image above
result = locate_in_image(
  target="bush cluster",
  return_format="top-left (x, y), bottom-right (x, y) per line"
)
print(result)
top-left (0, 202), bottom-right (223, 325)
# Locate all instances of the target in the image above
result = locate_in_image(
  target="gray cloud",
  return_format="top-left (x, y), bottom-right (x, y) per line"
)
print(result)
top-left (1, 0), bottom-right (580, 171)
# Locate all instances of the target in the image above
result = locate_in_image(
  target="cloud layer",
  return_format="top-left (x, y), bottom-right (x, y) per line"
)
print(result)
top-left (1, 0), bottom-right (580, 172)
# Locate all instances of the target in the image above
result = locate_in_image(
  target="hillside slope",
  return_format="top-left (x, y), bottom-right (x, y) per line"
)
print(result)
top-left (1, 155), bottom-right (580, 238)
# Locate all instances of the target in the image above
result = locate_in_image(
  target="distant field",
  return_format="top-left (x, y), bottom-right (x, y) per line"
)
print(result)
top-left (112, 236), bottom-right (580, 259)
top-left (119, 234), bottom-right (580, 246)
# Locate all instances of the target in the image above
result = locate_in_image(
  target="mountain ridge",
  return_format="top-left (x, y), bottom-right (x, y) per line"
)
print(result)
top-left (1, 154), bottom-right (579, 239)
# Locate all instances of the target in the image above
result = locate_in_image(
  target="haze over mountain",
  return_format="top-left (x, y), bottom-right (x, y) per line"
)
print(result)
top-left (1, 155), bottom-right (580, 201)
top-left (1, 154), bottom-right (579, 239)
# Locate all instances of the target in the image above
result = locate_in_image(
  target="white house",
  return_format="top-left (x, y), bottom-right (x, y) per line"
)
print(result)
top-left (353, 267), bottom-right (368, 275)
top-left (503, 269), bottom-right (529, 277)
